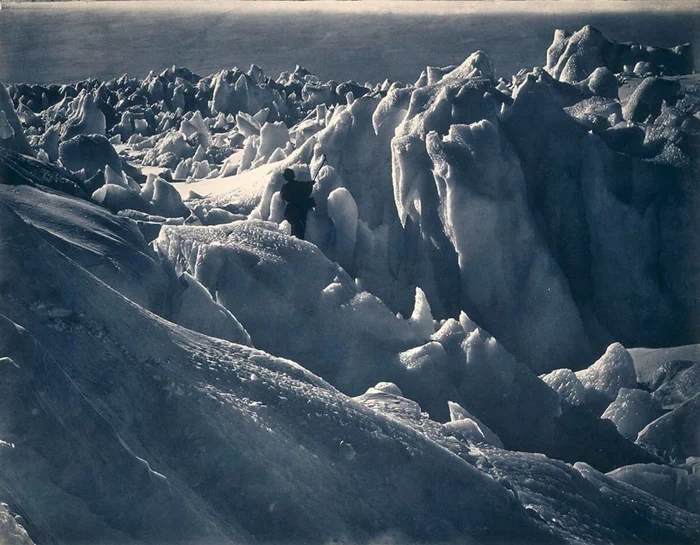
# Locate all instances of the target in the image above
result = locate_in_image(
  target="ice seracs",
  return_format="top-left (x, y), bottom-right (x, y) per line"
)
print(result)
top-left (3, 24), bottom-right (700, 545)
top-left (623, 77), bottom-right (681, 122)
top-left (426, 116), bottom-right (590, 374)
top-left (0, 111), bottom-right (15, 139)
top-left (540, 368), bottom-right (587, 407)
top-left (576, 342), bottom-right (638, 402)
top-left (58, 134), bottom-right (123, 179)
top-left (170, 272), bottom-right (252, 346)
top-left (546, 25), bottom-right (692, 83)
top-left (60, 90), bottom-right (106, 140)
top-left (601, 388), bottom-right (664, 441)
top-left (326, 186), bottom-right (359, 269)
top-left (445, 401), bottom-right (504, 448)
top-left (0, 82), bottom-right (34, 156)
top-left (15, 27), bottom-right (695, 379)
top-left (149, 176), bottom-right (189, 218)
top-left (637, 393), bottom-right (700, 463)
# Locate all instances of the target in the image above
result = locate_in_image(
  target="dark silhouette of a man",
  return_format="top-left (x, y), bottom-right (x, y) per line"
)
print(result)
top-left (280, 168), bottom-right (315, 239)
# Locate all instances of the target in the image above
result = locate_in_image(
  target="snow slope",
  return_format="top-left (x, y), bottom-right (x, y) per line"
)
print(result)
top-left (0, 201), bottom-right (554, 544)
top-left (3, 201), bottom-right (699, 544)
top-left (0, 183), bottom-right (169, 312)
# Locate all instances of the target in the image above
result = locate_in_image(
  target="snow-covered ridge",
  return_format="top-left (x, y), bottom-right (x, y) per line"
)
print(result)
top-left (1, 24), bottom-right (700, 545)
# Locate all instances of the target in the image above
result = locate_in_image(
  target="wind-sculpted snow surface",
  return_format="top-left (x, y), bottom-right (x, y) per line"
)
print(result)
top-left (0, 172), bottom-right (249, 345)
top-left (0, 146), bottom-right (84, 197)
top-left (2, 201), bottom-right (698, 544)
top-left (1, 202), bottom-right (557, 545)
top-left (0, 183), bottom-right (169, 312)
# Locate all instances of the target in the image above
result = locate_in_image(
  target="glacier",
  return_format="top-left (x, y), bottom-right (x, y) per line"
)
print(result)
top-left (1, 24), bottom-right (700, 545)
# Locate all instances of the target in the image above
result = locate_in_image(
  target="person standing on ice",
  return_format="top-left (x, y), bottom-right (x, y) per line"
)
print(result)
top-left (280, 167), bottom-right (316, 239)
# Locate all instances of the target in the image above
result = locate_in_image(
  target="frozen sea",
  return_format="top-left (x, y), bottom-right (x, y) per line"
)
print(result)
top-left (0, 1), bottom-right (698, 85)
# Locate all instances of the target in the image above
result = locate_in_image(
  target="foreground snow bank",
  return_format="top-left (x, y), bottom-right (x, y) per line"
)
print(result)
top-left (1, 202), bottom-right (552, 545)
top-left (2, 201), bottom-right (699, 544)
top-left (354, 380), bottom-right (700, 545)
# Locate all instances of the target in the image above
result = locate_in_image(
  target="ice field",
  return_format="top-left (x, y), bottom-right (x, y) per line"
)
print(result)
top-left (1, 9), bottom-right (700, 545)
top-left (1, 1), bottom-right (699, 84)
